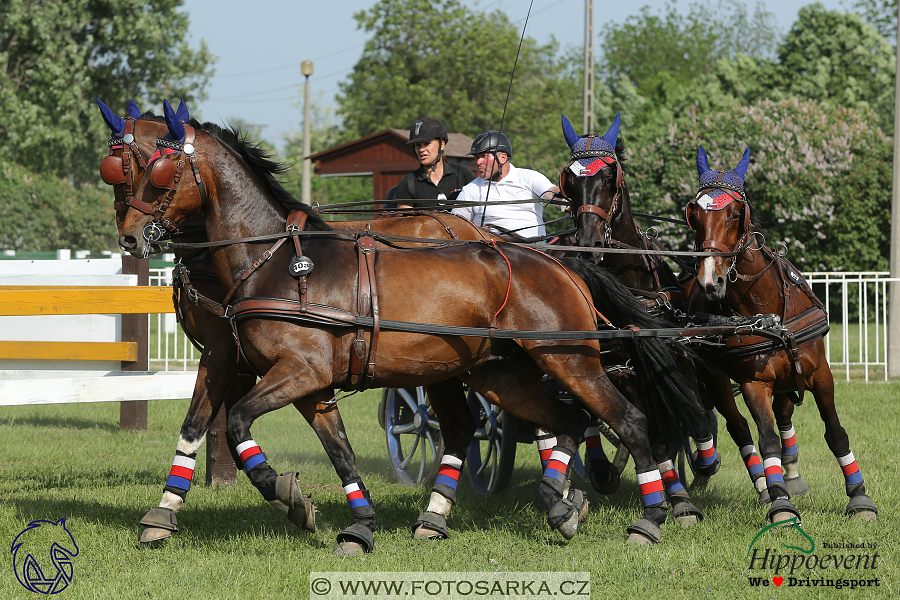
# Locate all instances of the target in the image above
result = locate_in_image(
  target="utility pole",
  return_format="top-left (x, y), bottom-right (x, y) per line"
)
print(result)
top-left (583, 0), bottom-right (594, 135)
top-left (301, 60), bottom-right (314, 206)
top-left (889, 6), bottom-right (900, 378)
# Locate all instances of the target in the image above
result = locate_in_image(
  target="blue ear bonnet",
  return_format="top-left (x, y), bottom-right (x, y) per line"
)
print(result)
top-left (561, 113), bottom-right (620, 177)
top-left (696, 145), bottom-right (750, 199)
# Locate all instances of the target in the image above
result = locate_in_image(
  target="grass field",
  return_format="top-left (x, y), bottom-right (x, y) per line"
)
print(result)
top-left (0, 380), bottom-right (896, 599)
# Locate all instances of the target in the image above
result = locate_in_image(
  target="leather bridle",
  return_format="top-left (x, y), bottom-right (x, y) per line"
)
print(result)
top-left (684, 172), bottom-right (755, 279)
top-left (99, 118), bottom-right (149, 219)
top-left (135, 124), bottom-right (209, 246)
top-left (558, 137), bottom-right (624, 250)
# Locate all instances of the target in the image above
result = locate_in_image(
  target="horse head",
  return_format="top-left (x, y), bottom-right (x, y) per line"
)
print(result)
top-left (685, 145), bottom-right (752, 300)
top-left (97, 98), bottom-right (185, 240)
top-left (558, 113), bottom-right (626, 263)
top-left (119, 99), bottom-right (211, 258)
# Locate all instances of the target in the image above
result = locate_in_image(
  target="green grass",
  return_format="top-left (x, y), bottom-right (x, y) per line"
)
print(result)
top-left (0, 381), bottom-right (897, 599)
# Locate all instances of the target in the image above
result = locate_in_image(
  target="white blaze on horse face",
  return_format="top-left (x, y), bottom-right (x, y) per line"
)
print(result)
top-left (699, 256), bottom-right (727, 299)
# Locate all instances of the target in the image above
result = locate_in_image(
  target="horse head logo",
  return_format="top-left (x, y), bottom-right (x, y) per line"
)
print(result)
top-left (11, 518), bottom-right (79, 594)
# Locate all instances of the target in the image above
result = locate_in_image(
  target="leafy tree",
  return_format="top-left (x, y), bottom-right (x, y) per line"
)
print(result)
top-left (772, 3), bottom-right (895, 131)
top-left (624, 98), bottom-right (891, 272)
top-left (0, 159), bottom-right (117, 252)
top-left (0, 0), bottom-right (214, 184)
top-left (336, 0), bottom-right (580, 177)
top-left (854, 0), bottom-right (898, 40)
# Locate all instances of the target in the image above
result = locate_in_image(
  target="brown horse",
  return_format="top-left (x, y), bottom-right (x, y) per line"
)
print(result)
top-left (96, 99), bottom-right (526, 549)
top-left (117, 100), bottom-right (713, 546)
top-left (684, 145), bottom-right (877, 521)
top-left (558, 113), bottom-right (724, 524)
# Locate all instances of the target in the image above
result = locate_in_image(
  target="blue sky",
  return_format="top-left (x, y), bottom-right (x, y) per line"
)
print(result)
top-left (179, 0), bottom-right (848, 148)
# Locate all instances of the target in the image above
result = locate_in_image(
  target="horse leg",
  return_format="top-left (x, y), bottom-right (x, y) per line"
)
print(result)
top-left (139, 348), bottom-right (255, 544)
top-left (225, 359), bottom-right (375, 551)
top-left (290, 396), bottom-right (380, 553)
top-left (462, 360), bottom-right (590, 540)
top-left (742, 382), bottom-right (801, 524)
top-left (773, 392), bottom-right (809, 497)
top-left (807, 361), bottom-right (877, 520)
top-left (411, 378), bottom-right (473, 540)
top-left (582, 421), bottom-right (621, 495)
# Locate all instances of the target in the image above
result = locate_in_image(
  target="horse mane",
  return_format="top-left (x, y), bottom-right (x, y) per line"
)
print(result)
top-left (198, 122), bottom-right (332, 231)
top-left (615, 137), bottom-right (627, 173)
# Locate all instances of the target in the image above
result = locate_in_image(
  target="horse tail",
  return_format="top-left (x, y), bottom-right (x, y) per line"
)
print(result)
top-left (561, 257), bottom-right (711, 455)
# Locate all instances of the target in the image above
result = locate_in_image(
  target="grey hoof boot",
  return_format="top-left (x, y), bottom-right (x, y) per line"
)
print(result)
top-left (768, 498), bottom-right (801, 525)
top-left (139, 507), bottom-right (178, 544)
top-left (626, 518), bottom-right (661, 545)
top-left (548, 495), bottom-right (582, 540)
top-left (276, 472), bottom-right (316, 533)
top-left (335, 523), bottom-right (375, 555)
top-left (671, 496), bottom-right (704, 527)
top-left (785, 475), bottom-right (810, 497)
top-left (845, 494), bottom-right (877, 521)
top-left (412, 512), bottom-right (449, 540)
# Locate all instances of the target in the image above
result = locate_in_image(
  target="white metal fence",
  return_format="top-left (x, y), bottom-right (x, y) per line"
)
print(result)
top-left (148, 268), bottom-right (897, 381)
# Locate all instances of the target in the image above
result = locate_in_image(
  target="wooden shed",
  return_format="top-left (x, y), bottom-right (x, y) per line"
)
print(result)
top-left (309, 129), bottom-right (476, 201)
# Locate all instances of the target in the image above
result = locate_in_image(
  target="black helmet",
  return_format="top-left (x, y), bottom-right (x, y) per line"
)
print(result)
top-left (408, 117), bottom-right (448, 144)
top-left (468, 130), bottom-right (512, 157)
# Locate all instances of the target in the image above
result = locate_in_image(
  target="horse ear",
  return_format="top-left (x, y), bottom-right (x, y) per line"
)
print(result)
top-left (696, 145), bottom-right (710, 176)
top-left (734, 146), bottom-right (750, 179)
top-left (163, 99), bottom-right (186, 142)
top-left (602, 112), bottom-right (621, 148)
top-left (561, 114), bottom-right (580, 150)
top-left (96, 98), bottom-right (125, 136)
top-left (175, 98), bottom-right (190, 123)
top-left (127, 100), bottom-right (142, 119)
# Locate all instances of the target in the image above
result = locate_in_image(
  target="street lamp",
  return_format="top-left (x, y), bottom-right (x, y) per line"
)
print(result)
top-left (301, 60), bottom-right (314, 205)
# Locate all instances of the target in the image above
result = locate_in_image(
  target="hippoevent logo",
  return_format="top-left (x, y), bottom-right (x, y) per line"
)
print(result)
top-left (10, 518), bottom-right (79, 594)
top-left (746, 517), bottom-right (879, 591)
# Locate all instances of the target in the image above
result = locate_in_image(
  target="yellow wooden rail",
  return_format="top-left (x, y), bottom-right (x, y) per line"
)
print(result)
top-left (0, 286), bottom-right (174, 316)
top-left (0, 341), bottom-right (138, 361)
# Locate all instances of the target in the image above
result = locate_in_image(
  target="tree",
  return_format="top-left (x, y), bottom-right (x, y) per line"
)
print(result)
top-left (625, 98), bottom-right (891, 272)
top-left (854, 0), bottom-right (898, 40)
top-left (336, 0), bottom-right (580, 176)
top-left (772, 3), bottom-right (895, 131)
top-left (0, 0), bottom-right (214, 184)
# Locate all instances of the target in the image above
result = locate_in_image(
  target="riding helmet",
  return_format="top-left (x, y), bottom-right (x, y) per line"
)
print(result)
top-left (467, 130), bottom-right (513, 157)
top-left (408, 117), bottom-right (449, 144)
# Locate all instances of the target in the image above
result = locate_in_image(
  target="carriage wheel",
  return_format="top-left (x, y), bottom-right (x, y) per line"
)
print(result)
top-left (466, 389), bottom-right (518, 496)
top-left (383, 387), bottom-right (444, 487)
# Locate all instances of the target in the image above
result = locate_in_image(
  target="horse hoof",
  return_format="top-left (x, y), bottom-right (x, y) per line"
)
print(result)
top-left (413, 525), bottom-right (447, 540)
top-left (675, 514), bottom-right (699, 528)
top-left (334, 541), bottom-right (366, 556)
top-left (785, 475), bottom-right (809, 497)
top-left (846, 494), bottom-right (877, 521)
top-left (556, 511), bottom-right (579, 540)
top-left (626, 532), bottom-right (654, 546)
top-left (139, 526), bottom-right (173, 544)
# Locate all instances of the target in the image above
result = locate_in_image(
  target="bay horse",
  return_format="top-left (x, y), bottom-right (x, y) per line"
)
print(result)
top-left (96, 99), bottom-right (619, 549)
top-left (685, 145), bottom-right (877, 521)
top-left (117, 99), bottom-right (714, 546)
top-left (558, 113), bottom-right (723, 524)
top-left (95, 99), bottom-right (566, 548)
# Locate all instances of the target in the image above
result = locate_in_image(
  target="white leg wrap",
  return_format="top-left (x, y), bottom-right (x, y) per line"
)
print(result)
top-left (783, 460), bottom-right (801, 479)
top-left (159, 490), bottom-right (185, 512)
top-left (754, 477), bottom-right (768, 494)
top-left (426, 492), bottom-right (453, 517)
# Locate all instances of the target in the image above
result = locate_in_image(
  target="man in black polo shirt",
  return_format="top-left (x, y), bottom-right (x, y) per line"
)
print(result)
top-left (395, 117), bottom-right (475, 209)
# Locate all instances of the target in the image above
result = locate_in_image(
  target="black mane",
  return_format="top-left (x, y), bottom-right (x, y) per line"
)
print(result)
top-left (199, 122), bottom-right (332, 231)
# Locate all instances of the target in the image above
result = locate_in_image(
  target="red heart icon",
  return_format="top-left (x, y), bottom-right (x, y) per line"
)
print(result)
top-left (773, 577), bottom-right (784, 586)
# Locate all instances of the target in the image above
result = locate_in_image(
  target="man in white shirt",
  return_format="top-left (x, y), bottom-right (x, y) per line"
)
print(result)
top-left (451, 130), bottom-right (559, 239)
